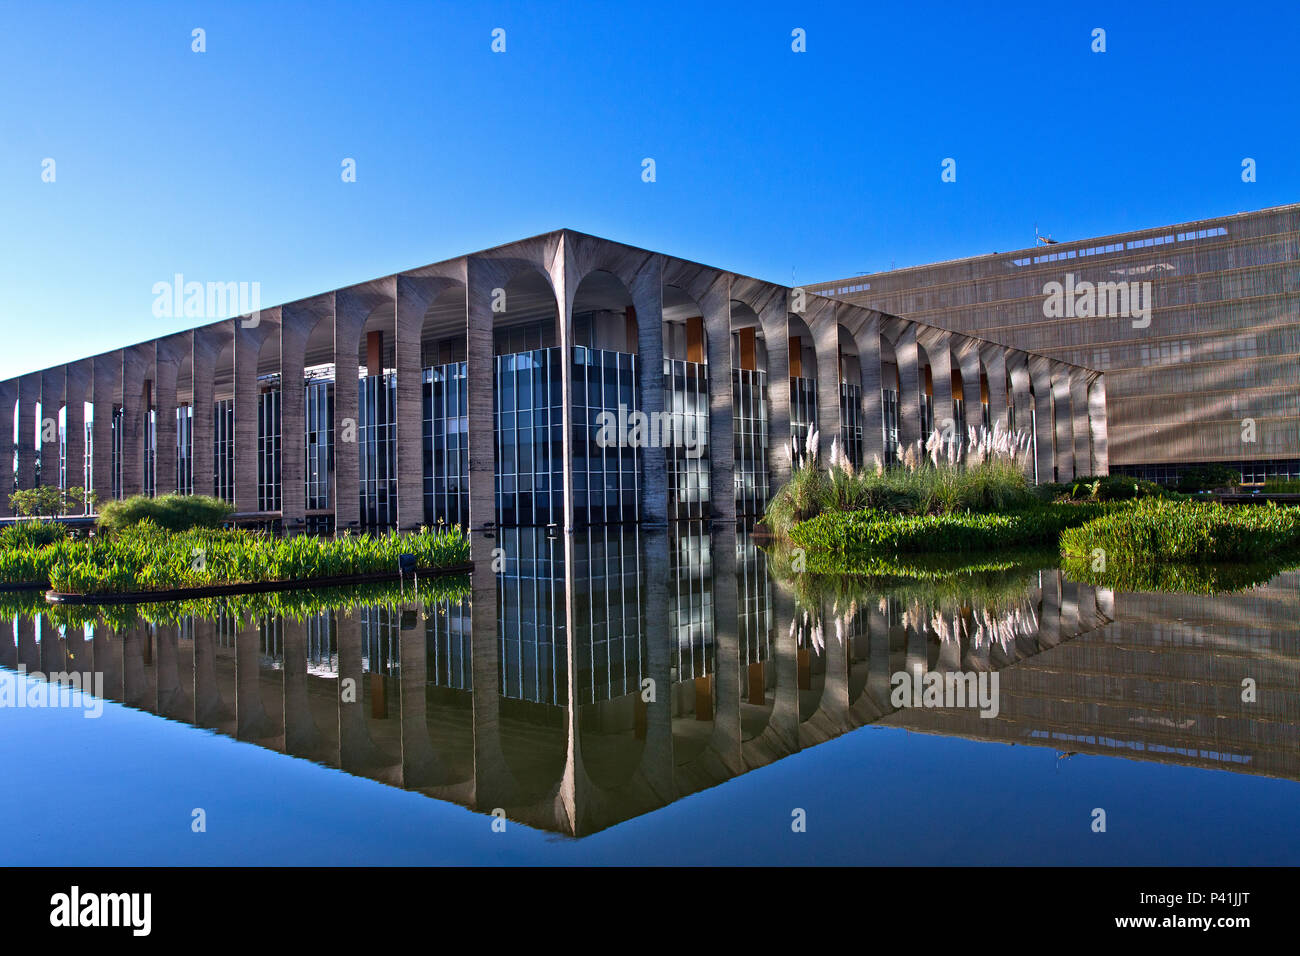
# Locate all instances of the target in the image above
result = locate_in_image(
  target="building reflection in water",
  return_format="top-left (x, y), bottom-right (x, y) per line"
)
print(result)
top-left (3, 544), bottom-right (1299, 836)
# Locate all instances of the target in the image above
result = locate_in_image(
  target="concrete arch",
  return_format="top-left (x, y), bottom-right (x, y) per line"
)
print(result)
top-left (280, 294), bottom-right (335, 530)
top-left (153, 336), bottom-right (187, 496)
top-left (396, 273), bottom-right (467, 530)
top-left (233, 309), bottom-right (281, 514)
top-left (335, 280), bottom-right (396, 532)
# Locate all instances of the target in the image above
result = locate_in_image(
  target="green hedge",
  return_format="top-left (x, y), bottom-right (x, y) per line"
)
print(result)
top-left (789, 503), bottom-right (1111, 558)
top-left (0, 522), bottom-right (469, 594)
top-left (98, 493), bottom-right (235, 533)
top-left (1060, 498), bottom-right (1300, 564)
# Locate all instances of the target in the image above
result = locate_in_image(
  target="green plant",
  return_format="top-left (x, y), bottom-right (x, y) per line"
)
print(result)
top-left (1060, 498), bottom-right (1300, 564)
top-left (788, 502), bottom-right (1113, 562)
top-left (8, 485), bottom-right (97, 520)
top-left (97, 493), bottom-right (235, 533)
top-left (764, 441), bottom-right (1036, 540)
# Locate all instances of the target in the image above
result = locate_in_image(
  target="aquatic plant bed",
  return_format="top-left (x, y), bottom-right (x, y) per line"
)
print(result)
top-left (45, 562), bottom-right (473, 604)
top-left (1, 522), bottom-right (469, 597)
top-left (1060, 498), bottom-right (1300, 564)
top-left (788, 503), bottom-right (1113, 558)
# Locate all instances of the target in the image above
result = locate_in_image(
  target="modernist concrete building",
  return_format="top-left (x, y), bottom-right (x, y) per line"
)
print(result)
top-left (811, 203), bottom-right (1300, 485)
top-left (1, 230), bottom-right (1106, 535)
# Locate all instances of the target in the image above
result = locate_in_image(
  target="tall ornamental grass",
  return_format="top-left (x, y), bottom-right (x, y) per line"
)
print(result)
top-left (764, 424), bottom-right (1037, 540)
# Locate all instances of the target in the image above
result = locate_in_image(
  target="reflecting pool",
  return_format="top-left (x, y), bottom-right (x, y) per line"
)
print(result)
top-left (2, 522), bottom-right (1299, 865)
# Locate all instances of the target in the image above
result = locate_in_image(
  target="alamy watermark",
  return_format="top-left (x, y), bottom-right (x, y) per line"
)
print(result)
top-left (1042, 273), bottom-right (1151, 328)
top-left (152, 273), bottom-right (262, 324)
top-left (890, 668), bottom-right (1000, 718)
top-left (594, 404), bottom-right (705, 459)
top-left (1, 666), bottom-right (104, 718)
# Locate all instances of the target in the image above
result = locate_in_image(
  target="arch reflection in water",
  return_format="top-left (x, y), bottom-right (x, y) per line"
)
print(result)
top-left (3, 559), bottom-right (1300, 837)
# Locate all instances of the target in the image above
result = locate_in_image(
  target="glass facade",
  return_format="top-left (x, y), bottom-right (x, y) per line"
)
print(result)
top-left (839, 382), bottom-right (863, 468)
top-left (426, 592), bottom-right (472, 691)
top-left (733, 368), bottom-right (768, 517)
top-left (494, 347), bottom-right (564, 528)
top-left (143, 406), bottom-right (156, 497)
top-left (571, 347), bottom-right (640, 526)
top-left (663, 358), bottom-right (710, 521)
top-left (496, 525), bottom-right (565, 705)
top-left (790, 376), bottom-right (817, 449)
top-left (176, 404), bottom-right (193, 496)
top-left (422, 362), bottom-right (468, 527)
top-left (213, 399), bottom-right (234, 503)
top-left (111, 405), bottom-right (123, 500)
top-left (669, 520), bottom-right (713, 682)
top-left (304, 379), bottom-right (333, 514)
top-left (258, 386), bottom-right (281, 513)
top-left (358, 372), bottom-right (397, 530)
top-left (882, 387), bottom-right (900, 465)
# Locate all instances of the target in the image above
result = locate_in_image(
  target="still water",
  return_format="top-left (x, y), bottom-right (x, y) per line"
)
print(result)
top-left (2, 522), bottom-right (1298, 865)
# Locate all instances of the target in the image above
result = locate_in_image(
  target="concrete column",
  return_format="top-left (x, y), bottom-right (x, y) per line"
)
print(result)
top-left (120, 345), bottom-right (151, 498)
top-left (0, 380), bottom-right (16, 516)
top-left (1051, 364), bottom-right (1075, 483)
top-left (1070, 369), bottom-right (1091, 478)
top-left (810, 301), bottom-right (841, 463)
top-left (1008, 351), bottom-right (1034, 477)
top-left (1088, 374), bottom-right (1109, 476)
top-left (855, 313), bottom-right (884, 469)
top-left (236, 615), bottom-right (278, 741)
top-left (553, 243), bottom-right (576, 541)
top-left (154, 340), bottom-right (182, 496)
top-left (190, 327), bottom-right (221, 499)
top-left (867, 603), bottom-right (892, 710)
top-left (39, 368), bottom-right (63, 488)
top-left (279, 297), bottom-right (331, 531)
top-left (1037, 571), bottom-right (1063, 650)
top-left (709, 525), bottom-right (742, 772)
top-left (980, 343), bottom-right (1009, 433)
top-left (957, 341), bottom-right (983, 434)
top-left (154, 622), bottom-right (188, 720)
top-left (333, 291), bottom-right (368, 533)
top-left (630, 258), bottom-right (668, 526)
top-left (281, 617), bottom-right (322, 758)
top-left (16, 373), bottom-right (39, 492)
top-left (639, 527), bottom-right (675, 775)
top-left (893, 324), bottom-right (922, 452)
top-left (703, 281), bottom-right (734, 526)
top-left (64, 361), bottom-right (91, 501)
top-left (91, 355), bottom-right (118, 502)
top-left (17, 616), bottom-right (40, 673)
top-left (1028, 356), bottom-right (1054, 484)
top-left (233, 318), bottom-right (270, 514)
top-left (918, 328), bottom-right (953, 444)
top-left (122, 622), bottom-right (148, 709)
top-left (760, 291), bottom-right (791, 490)
top-left (465, 257), bottom-right (499, 562)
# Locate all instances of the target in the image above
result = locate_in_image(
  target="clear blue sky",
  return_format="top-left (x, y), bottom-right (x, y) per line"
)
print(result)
top-left (1, 0), bottom-right (1296, 380)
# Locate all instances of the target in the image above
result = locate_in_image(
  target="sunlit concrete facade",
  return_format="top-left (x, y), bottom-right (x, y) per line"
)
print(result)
top-left (1, 230), bottom-right (1104, 526)
top-left (811, 203), bottom-right (1300, 485)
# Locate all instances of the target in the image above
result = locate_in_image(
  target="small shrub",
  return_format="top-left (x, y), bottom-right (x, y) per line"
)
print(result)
top-left (98, 494), bottom-right (234, 533)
